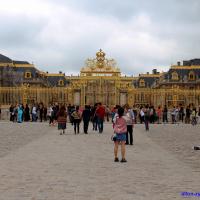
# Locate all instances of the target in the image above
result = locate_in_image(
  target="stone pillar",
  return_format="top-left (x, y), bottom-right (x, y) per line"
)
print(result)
top-left (120, 92), bottom-right (127, 106)
top-left (74, 90), bottom-right (81, 106)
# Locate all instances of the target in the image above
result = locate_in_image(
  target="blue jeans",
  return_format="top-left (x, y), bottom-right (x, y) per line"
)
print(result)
top-left (97, 118), bottom-right (104, 133)
top-left (32, 113), bottom-right (37, 122)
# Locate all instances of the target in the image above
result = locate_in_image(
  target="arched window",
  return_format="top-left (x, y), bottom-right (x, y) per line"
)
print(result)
top-left (58, 80), bottom-right (64, 86)
top-left (171, 71), bottom-right (179, 80)
top-left (188, 71), bottom-right (195, 80)
top-left (25, 72), bottom-right (32, 78)
top-left (139, 79), bottom-right (145, 87)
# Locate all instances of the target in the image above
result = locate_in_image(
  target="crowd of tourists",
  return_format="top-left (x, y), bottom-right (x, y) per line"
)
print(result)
top-left (4, 102), bottom-right (200, 162)
top-left (136, 104), bottom-right (200, 126)
top-left (7, 103), bottom-right (200, 125)
top-left (8, 102), bottom-right (109, 134)
top-left (9, 103), bottom-right (48, 123)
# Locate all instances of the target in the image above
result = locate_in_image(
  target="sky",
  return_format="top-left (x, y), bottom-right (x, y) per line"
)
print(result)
top-left (0, 0), bottom-right (200, 76)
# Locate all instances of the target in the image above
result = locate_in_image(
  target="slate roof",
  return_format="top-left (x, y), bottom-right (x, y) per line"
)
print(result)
top-left (0, 54), bottom-right (12, 63)
top-left (133, 76), bottom-right (159, 88)
top-left (163, 68), bottom-right (200, 81)
top-left (183, 59), bottom-right (200, 66)
top-left (13, 60), bottom-right (30, 64)
top-left (15, 67), bottom-right (38, 78)
top-left (46, 75), bottom-right (70, 87)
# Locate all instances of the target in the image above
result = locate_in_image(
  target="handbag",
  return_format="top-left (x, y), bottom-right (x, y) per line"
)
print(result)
top-left (111, 133), bottom-right (117, 141)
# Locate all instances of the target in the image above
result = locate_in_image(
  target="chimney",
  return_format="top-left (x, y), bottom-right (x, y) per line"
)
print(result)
top-left (152, 69), bottom-right (157, 74)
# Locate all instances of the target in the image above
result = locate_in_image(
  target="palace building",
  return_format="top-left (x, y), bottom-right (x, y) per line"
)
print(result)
top-left (0, 50), bottom-right (200, 108)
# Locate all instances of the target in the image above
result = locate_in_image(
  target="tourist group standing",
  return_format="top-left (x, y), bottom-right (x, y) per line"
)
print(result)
top-left (9, 103), bottom-right (48, 123)
top-left (137, 104), bottom-right (200, 126)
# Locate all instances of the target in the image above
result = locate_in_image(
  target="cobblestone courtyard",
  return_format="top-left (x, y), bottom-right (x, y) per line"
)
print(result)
top-left (0, 121), bottom-right (200, 200)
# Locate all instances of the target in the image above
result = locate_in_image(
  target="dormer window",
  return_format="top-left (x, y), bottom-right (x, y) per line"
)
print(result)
top-left (25, 72), bottom-right (32, 78)
top-left (171, 71), bottom-right (179, 80)
top-left (58, 80), bottom-right (64, 86)
top-left (188, 71), bottom-right (195, 80)
top-left (139, 79), bottom-right (145, 87)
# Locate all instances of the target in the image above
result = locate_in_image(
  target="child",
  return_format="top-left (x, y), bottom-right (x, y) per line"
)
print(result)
top-left (113, 106), bottom-right (127, 162)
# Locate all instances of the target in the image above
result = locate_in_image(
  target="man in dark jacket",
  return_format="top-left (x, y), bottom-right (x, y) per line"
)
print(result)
top-left (82, 105), bottom-right (91, 134)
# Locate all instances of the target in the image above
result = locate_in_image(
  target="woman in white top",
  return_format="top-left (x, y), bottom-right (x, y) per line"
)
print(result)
top-left (32, 105), bottom-right (37, 122)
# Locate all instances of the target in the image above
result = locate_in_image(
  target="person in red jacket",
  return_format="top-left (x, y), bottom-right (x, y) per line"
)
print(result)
top-left (95, 102), bottom-right (105, 133)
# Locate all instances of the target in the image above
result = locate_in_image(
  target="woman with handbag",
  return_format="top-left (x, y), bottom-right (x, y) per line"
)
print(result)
top-left (113, 106), bottom-right (127, 163)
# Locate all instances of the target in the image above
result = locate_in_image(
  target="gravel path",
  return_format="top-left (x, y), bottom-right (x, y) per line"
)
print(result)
top-left (0, 122), bottom-right (199, 200)
top-left (0, 122), bottom-right (51, 158)
top-left (139, 123), bottom-right (200, 170)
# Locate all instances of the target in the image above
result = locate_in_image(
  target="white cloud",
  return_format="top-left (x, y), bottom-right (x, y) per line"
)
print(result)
top-left (0, 0), bottom-right (52, 16)
top-left (0, 0), bottom-right (200, 76)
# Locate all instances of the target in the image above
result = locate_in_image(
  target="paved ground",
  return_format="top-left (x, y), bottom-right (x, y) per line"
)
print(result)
top-left (0, 121), bottom-right (200, 200)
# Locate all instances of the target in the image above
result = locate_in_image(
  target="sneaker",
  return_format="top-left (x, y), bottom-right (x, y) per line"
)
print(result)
top-left (114, 157), bottom-right (119, 162)
top-left (120, 158), bottom-right (127, 163)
